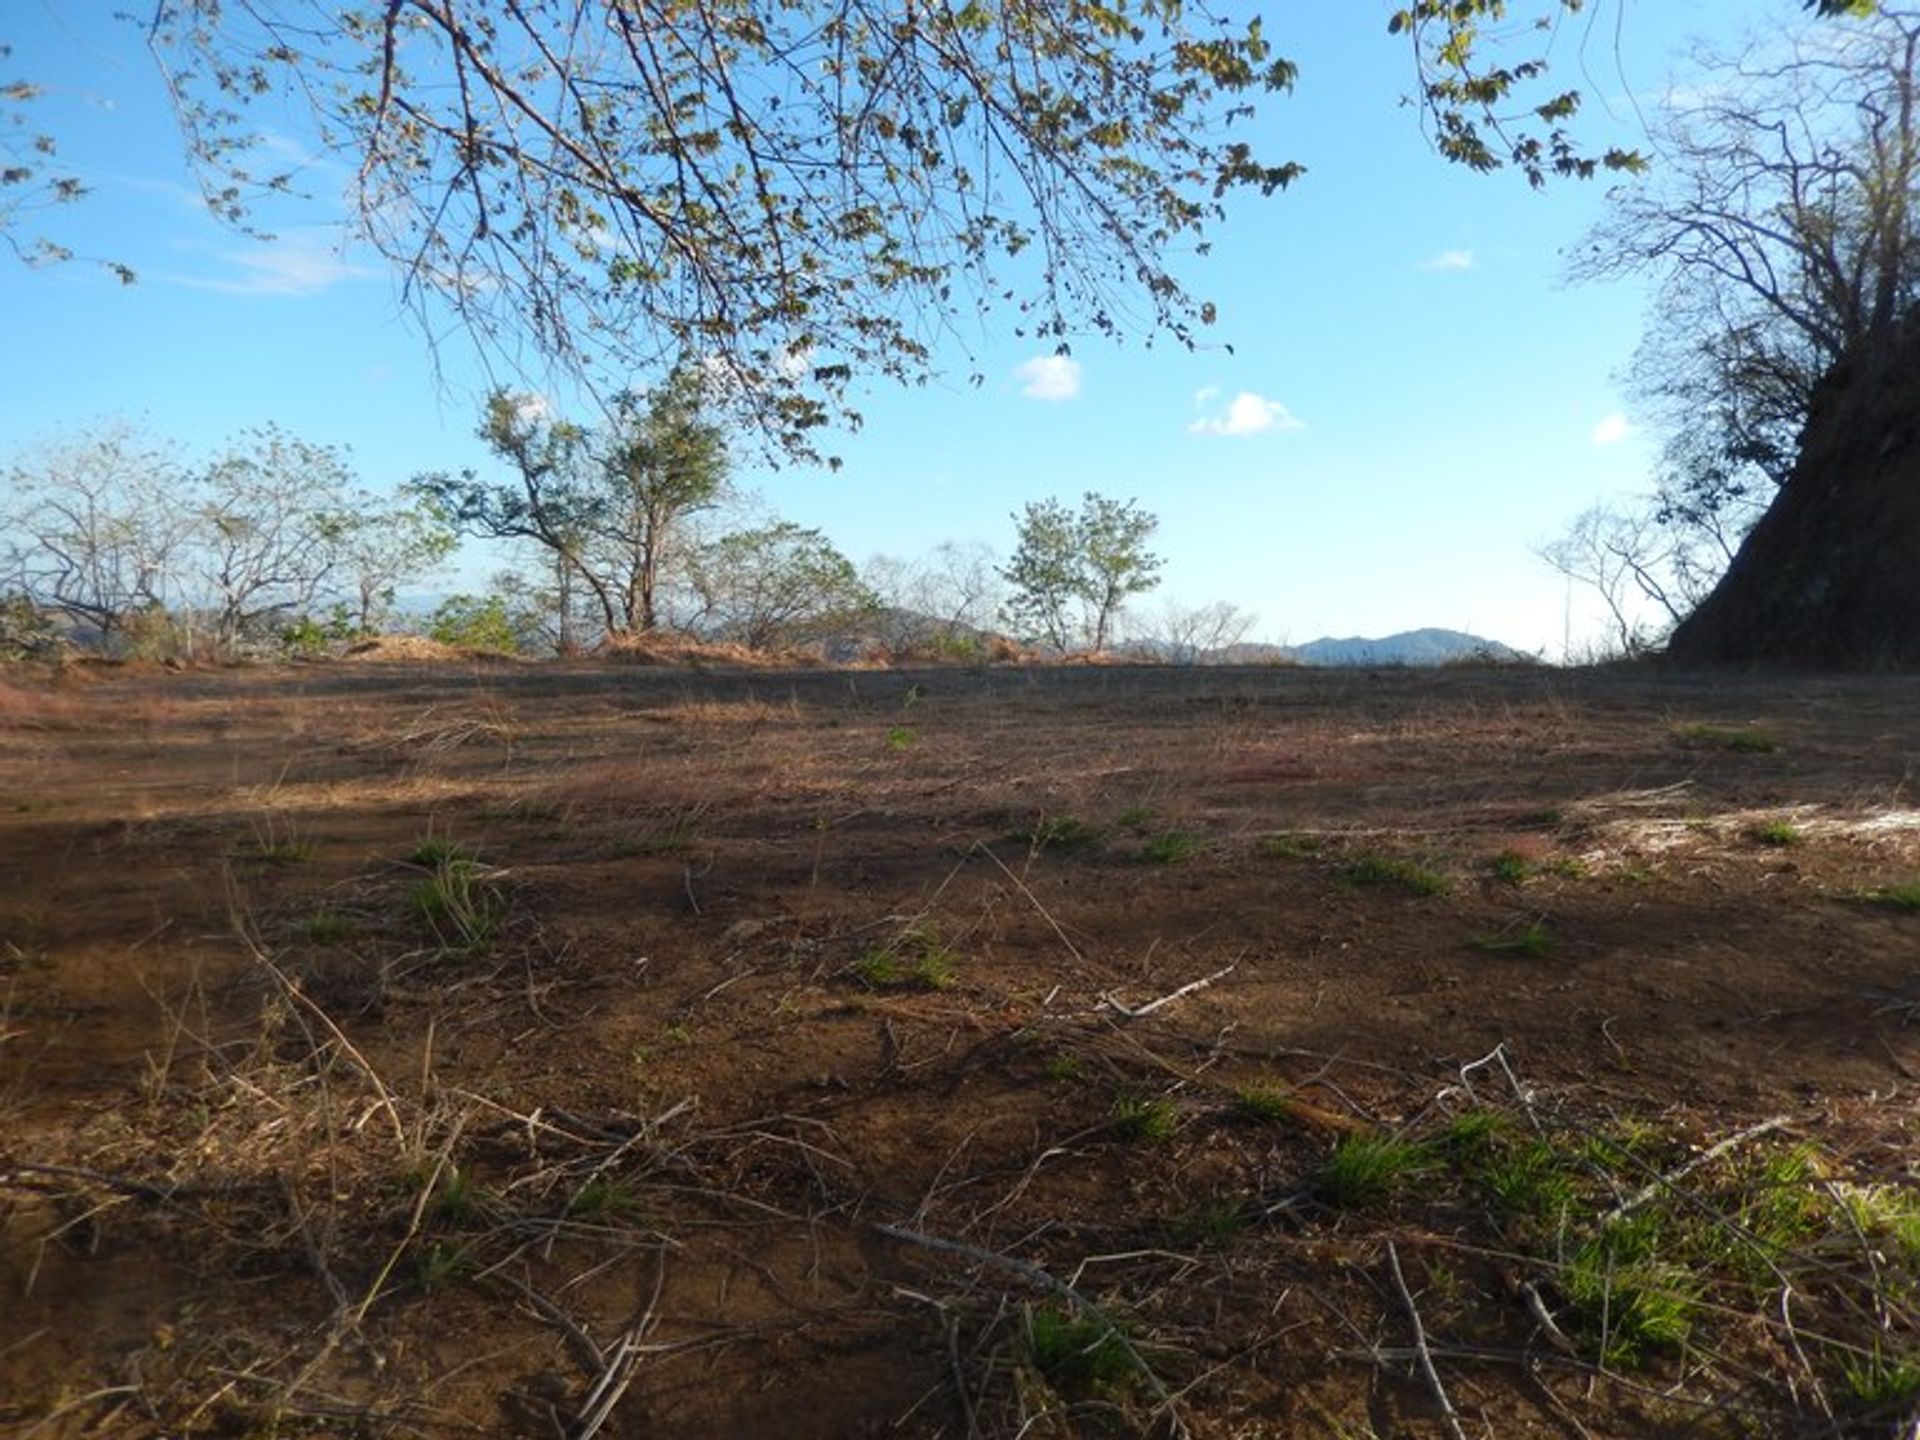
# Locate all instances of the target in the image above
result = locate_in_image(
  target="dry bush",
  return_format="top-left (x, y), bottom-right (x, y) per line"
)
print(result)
top-left (595, 633), bottom-right (822, 668)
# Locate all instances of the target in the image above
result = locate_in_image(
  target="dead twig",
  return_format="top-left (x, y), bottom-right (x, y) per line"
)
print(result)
top-left (1386, 1240), bottom-right (1469, 1440)
top-left (572, 1255), bottom-right (666, 1440)
top-left (1100, 961), bottom-right (1238, 1020)
top-left (1601, 1116), bottom-right (1790, 1225)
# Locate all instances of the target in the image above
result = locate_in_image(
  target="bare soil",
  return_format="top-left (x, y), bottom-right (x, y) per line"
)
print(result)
top-left (2, 660), bottom-right (1918, 1438)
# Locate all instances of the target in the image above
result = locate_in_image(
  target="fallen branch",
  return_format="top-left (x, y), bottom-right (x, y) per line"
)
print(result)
top-left (0, 1162), bottom-right (176, 1202)
top-left (1386, 1241), bottom-right (1468, 1440)
top-left (1101, 961), bottom-right (1238, 1020)
top-left (572, 1258), bottom-right (665, 1440)
top-left (1602, 1116), bottom-right (1790, 1225)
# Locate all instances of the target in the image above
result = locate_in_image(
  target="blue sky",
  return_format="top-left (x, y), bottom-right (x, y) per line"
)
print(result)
top-left (1, 1), bottom-right (1809, 655)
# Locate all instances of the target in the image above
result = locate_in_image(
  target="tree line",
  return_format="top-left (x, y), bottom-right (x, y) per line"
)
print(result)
top-left (2, 392), bottom-right (1250, 664)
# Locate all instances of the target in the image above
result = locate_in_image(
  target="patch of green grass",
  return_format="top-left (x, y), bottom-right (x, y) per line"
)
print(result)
top-left (1840, 1348), bottom-right (1920, 1412)
top-left (1437, 1109), bottom-right (1506, 1160)
top-left (885, 725), bottom-right (918, 751)
top-left (1478, 1138), bottom-right (1577, 1223)
top-left (300, 908), bottom-right (355, 946)
top-left (1865, 880), bottom-right (1920, 912)
top-left (566, 1175), bottom-right (645, 1221)
top-left (1110, 1094), bottom-right (1177, 1144)
top-left (1560, 1215), bottom-right (1697, 1366)
top-left (407, 837), bottom-right (473, 867)
top-left (1488, 849), bottom-right (1531, 885)
top-left (1043, 1052), bottom-right (1084, 1083)
top-left (1673, 722), bottom-right (1778, 754)
top-left (1468, 920), bottom-right (1552, 957)
top-left (1540, 855), bottom-right (1591, 880)
top-left (1750, 819), bottom-right (1803, 847)
top-left (850, 929), bottom-right (958, 991)
top-left (408, 854), bottom-right (505, 951)
top-left (1115, 805), bottom-right (1155, 830)
top-left (1141, 831), bottom-right (1201, 864)
top-left (414, 1240), bottom-right (473, 1293)
top-left (1025, 1304), bottom-right (1135, 1391)
top-left (1009, 814), bottom-right (1103, 854)
top-left (1233, 1085), bottom-right (1297, 1125)
top-left (432, 1166), bottom-right (483, 1225)
top-left (1318, 1133), bottom-right (1431, 1207)
top-left (1709, 1146), bottom-right (1826, 1278)
top-left (1259, 834), bottom-right (1322, 860)
top-left (1342, 854), bottom-right (1449, 897)
top-left (1833, 1182), bottom-right (1920, 1262)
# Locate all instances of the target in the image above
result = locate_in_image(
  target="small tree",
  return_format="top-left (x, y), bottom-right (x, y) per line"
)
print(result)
top-left (1140, 600), bottom-right (1258, 665)
top-left (336, 493), bottom-right (457, 635)
top-left (686, 523), bottom-right (875, 651)
top-left (1001, 493), bottom-right (1163, 653)
top-left (0, 423), bottom-right (195, 649)
top-left (193, 427), bottom-right (356, 649)
top-left (419, 373), bottom-right (727, 643)
top-left (863, 540), bottom-right (1006, 656)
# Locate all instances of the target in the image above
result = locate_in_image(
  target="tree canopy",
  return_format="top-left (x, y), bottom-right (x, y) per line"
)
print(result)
top-left (13, 2), bottom-right (1847, 450)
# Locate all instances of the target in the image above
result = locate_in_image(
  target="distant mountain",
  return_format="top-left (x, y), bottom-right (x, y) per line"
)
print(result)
top-left (1286, 628), bottom-right (1528, 667)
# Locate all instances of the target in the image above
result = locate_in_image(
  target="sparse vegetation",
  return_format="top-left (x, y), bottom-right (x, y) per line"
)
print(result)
top-left (1141, 830), bottom-right (1200, 864)
top-left (1866, 880), bottom-right (1920, 912)
top-left (1234, 1085), bottom-right (1297, 1125)
top-left (1342, 853), bottom-right (1449, 896)
top-left (1008, 814), bottom-right (1102, 854)
top-left (1673, 722), bottom-right (1778, 754)
top-left (1468, 920), bottom-right (1552, 956)
top-left (1318, 1133), bottom-right (1431, 1207)
top-left (1110, 1094), bottom-right (1177, 1144)
top-left (850, 928), bottom-right (958, 990)
top-left (1488, 849), bottom-right (1531, 885)
top-left (1043, 1052), bottom-right (1084, 1083)
top-left (1750, 818), bottom-right (1802, 846)
top-left (1259, 833), bottom-right (1322, 860)
top-left (1024, 1304), bottom-right (1136, 1392)
top-left (6, 663), bottom-right (1918, 1439)
top-left (300, 909), bottom-right (355, 946)
top-left (407, 848), bottom-right (505, 950)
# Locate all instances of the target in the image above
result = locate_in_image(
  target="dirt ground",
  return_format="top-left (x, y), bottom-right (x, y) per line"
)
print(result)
top-left (2, 659), bottom-right (1918, 1438)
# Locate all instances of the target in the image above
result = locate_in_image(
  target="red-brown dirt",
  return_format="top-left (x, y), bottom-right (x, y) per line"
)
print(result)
top-left (2, 661), bottom-right (1917, 1437)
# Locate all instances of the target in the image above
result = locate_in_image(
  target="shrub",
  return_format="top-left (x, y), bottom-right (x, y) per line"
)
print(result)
top-left (429, 594), bottom-right (522, 653)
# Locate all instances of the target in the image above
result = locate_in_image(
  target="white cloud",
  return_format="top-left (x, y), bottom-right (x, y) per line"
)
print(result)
top-left (1418, 249), bottom-right (1476, 272)
top-left (184, 231), bottom-right (373, 297)
top-left (1590, 413), bottom-right (1638, 446)
top-left (1014, 354), bottom-right (1082, 401)
top-left (1188, 390), bottom-right (1304, 438)
top-left (1193, 385), bottom-right (1220, 408)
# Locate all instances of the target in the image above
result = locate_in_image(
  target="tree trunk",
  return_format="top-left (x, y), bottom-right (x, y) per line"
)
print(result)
top-left (1665, 320), bottom-right (1920, 667)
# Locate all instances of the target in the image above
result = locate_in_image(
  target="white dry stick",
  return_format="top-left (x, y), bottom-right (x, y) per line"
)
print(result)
top-left (1386, 1241), bottom-right (1469, 1440)
top-left (573, 1260), bottom-right (666, 1440)
top-left (1602, 1116), bottom-right (1791, 1225)
top-left (1101, 961), bottom-right (1239, 1020)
